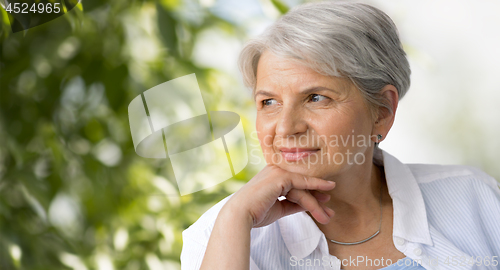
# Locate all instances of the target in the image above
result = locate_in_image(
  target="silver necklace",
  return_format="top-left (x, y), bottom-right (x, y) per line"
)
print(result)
top-left (327, 183), bottom-right (383, 245)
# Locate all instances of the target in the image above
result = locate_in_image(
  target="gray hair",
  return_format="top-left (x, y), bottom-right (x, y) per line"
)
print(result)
top-left (238, 1), bottom-right (410, 117)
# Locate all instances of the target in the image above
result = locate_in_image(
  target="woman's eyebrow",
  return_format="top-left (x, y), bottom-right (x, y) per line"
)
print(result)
top-left (254, 86), bottom-right (340, 100)
top-left (300, 86), bottom-right (341, 95)
top-left (254, 90), bottom-right (275, 100)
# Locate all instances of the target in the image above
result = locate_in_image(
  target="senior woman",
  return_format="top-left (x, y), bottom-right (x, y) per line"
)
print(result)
top-left (180, 2), bottom-right (500, 270)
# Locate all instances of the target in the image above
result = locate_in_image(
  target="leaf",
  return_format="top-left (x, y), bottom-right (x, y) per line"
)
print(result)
top-left (271, 0), bottom-right (289, 14)
top-left (156, 2), bottom-right (178, 57)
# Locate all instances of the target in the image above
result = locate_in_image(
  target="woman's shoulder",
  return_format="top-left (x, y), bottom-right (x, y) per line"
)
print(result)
top-left (407, 163), bottom-right (500, 223)
top-left (406, 163), bottom-right (500, 255)
top-left (407, 163), bottom-right (500, 193)
top-left (182, 193), bottom-right (235, 245)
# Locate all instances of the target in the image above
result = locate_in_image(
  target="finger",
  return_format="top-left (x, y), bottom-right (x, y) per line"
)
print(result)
top-left (278, 195), bottom-right (334, 220)
top-left (310, 190), bottom-right (331, 203)
top-left (279, 173), bottom-right (335, 195)
top-left (321, 203), bottom-right (335, 219)
top-left (279, 199), bottom-right (306, 217)
top-left (285, 189), bottom-right (330, 224)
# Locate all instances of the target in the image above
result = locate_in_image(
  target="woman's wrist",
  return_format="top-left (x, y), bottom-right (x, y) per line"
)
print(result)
top-left (218, 201), bottom-right (255, 230)
top-left (200, 199), bottom-right (254, 270)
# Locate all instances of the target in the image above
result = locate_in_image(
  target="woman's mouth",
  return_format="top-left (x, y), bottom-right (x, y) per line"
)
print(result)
top-left (279, 148), bottom-right (320, 162)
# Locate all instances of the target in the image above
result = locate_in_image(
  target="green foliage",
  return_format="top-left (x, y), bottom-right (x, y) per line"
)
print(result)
top-left (0, 1), bottom-right (260, 269)
top-left (271, 0), bottom-right (289, 14)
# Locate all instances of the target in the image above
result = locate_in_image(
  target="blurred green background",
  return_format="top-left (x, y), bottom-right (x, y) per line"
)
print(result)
top-left (1, 0), bottom-right (500, 269)
top-left (0, 0), bottom-right (278, 269)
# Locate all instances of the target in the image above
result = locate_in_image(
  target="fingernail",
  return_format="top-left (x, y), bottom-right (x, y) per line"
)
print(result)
top-left (321, 204), bottom-right (334, 218)
top-left (326, 207), bottom-right (335, 217)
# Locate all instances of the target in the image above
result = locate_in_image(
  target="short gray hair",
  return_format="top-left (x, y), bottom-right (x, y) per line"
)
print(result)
top-left (238, 1), bottom-right (410, 116)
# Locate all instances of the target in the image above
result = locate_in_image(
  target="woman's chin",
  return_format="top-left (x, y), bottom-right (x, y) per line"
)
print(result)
top-left (274, 162), bottom-right (330, 178)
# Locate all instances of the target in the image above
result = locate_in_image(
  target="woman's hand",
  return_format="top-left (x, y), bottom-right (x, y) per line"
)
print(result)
top-left (200, 164), bottom-right (336, 270)
top-left (225, 164), bottom-right (336, 228)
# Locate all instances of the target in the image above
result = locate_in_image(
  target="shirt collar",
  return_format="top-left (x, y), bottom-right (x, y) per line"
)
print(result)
top-left (382, 148), bottom-right (433, 246)
top-left (277, 148), bottom-right (433, 260)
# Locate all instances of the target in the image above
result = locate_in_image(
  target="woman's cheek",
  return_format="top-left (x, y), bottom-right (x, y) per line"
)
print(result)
top-left (261, 145), bottom-right (271, 164)
top-left (258, 136), bottom-right (274, 164)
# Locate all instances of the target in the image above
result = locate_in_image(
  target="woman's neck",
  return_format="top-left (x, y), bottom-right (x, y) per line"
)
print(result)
top-left (311, 159), bottom-right (387, 236)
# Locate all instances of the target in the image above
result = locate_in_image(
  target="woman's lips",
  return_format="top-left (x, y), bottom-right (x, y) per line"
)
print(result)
top-left (280, 148), bottom-right (320, 161)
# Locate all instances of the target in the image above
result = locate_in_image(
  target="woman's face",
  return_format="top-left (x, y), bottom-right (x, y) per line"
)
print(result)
top-left (255, 50), bottom-right (378, 179)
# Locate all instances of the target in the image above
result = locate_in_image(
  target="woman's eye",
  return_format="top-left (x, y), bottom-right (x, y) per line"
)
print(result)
top-left (310, 94), bottom-right (327, 102)
top-left (262, 99), bottom-right (278, 107)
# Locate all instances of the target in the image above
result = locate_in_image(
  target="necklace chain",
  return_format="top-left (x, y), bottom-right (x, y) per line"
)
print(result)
top-left (327, 183), bottom-right (383, 245)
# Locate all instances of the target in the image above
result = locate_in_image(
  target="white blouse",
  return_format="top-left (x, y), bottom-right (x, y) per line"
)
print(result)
top-left (181, 148), bottom-right (500, 270)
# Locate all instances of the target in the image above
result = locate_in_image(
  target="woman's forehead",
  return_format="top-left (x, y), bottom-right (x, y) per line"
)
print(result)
top-left (256, 51), bottom-right (307, 78)
top-left (255, 51), bottom-right (352, 90)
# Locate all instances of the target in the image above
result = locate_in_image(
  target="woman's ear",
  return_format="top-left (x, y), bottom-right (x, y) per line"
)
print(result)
top-left (372, 85), bottom-right (399, 143)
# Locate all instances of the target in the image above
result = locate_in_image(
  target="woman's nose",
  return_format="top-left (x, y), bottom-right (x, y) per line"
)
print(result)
top-left (275, 106), bottom-right (308, 138)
